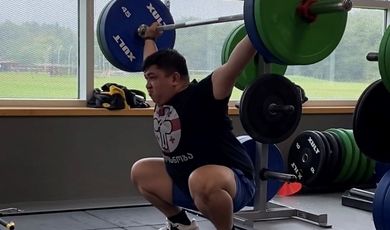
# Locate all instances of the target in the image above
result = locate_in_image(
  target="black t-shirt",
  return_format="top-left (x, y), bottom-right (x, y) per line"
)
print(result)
top-left (153, 74), bottom-right (254, 189)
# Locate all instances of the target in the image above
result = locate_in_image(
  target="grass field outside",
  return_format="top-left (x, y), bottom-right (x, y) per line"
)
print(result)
top-left (0, 72), bottom-right (373, 101)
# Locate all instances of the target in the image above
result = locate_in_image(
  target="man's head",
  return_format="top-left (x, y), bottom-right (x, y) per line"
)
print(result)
top-left (143, 49), bottom-right (190, 105)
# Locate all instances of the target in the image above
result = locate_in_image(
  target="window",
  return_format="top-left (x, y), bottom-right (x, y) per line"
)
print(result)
top-left (0, 0), bottom-right (78, 99)
top-left (0, 0), bottom-right (388, 105)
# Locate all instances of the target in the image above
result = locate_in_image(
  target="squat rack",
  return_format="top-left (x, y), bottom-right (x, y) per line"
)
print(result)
top-left (233, 61), bottom-right (332, 229)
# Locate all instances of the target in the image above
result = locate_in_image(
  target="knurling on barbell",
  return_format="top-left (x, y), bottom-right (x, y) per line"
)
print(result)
top-left (97, 0), bottom-right (352, 72)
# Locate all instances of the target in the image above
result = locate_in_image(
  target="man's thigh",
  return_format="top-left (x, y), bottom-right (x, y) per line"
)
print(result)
top-left (173, 165), bottom-right (255, 212)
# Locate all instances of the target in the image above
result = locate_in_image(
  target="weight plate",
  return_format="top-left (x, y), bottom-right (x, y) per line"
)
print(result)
top-left (340, 128), bottom-right (360, 183)
top-left (97, 1), bottom-right (118, 67)
top-left (327, 128), bottom-right (353, 183)
top-left (240, 74), bottom-right (302, 144)
top-left (361, 158), bottom-right (376, 183)
top-left (221, 24), bottom-right (288, 91)
top-left (314, 130), bottom-right (332, 184)
top-left (288, 130), bottom-right (327, 186)
top-left (322, 130), bottom-right (342, 183)
top-left (344, 129), bottom-right (367, 184)
top-left (98, 0), bottom-right (176, 72)
top-left (243, 0), bottom-right (284, 64)
top-left (379, 25), bottom-right (390, 93)
top-left (373, 170), bottom-right (390, 230)
top-left (375, 162), bottom-right (390, 184)
top-left (254, 0), bottom-right (347, 64)
top-left (237, 135), bottom-right (284, 201)
top-left (383, 179), bottom-right (390, 230)
top-left (353, 80), bottom-right (390, 163)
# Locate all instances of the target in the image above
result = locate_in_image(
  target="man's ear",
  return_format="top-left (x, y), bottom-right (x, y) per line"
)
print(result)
top-left (171, 72), bottom-right (181, 85)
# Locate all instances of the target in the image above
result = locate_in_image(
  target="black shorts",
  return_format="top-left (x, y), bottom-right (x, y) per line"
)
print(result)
top-left (172, 168), bottom-right (255, 212)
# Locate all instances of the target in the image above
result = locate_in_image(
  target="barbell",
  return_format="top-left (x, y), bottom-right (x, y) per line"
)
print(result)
top-left (97, 0), bottom-right (352, 72)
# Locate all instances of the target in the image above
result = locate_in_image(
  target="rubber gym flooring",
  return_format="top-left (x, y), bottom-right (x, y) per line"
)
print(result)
top-left (0, 192), bottom-right (374, 230)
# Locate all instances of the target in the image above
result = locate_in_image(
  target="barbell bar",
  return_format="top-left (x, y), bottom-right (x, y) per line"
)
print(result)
top-left (137, 14), bottom-right (244, 38)
top-left (138, 0), bottom-right (352, 37)
top-left (97, 0), bottom-right (352, 72)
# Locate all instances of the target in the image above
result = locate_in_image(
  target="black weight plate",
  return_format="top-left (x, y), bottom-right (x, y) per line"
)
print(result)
top-left (288, 130), bottom-right (327, 186)
top-left (314, 130), bottom-right (332, 185)
top-left (353, 80), bottom-right (390, 163)
top-left (322, 130), bottom-right (342, 183)
top-left (240, 74), bottom-right (302, 144)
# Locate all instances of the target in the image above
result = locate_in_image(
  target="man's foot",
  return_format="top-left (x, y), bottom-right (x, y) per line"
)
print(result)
top-left (159, 218), bottom-right (199, 230)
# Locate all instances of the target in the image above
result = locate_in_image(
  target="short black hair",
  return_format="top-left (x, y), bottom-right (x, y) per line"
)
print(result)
top-left (142, 49), bottom-right (189, 81)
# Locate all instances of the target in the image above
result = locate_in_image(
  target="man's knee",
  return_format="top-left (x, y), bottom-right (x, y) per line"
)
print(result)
top-left (188, 165), bottom-right (236, 201)
top-left (130, 158), bottom-right (165, 186)
top-left (130, 158), bottom-right (147, 185)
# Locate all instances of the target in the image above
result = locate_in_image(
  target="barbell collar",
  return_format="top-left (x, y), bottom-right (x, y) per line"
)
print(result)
top-left (309, 0), bottom-right (353, 15)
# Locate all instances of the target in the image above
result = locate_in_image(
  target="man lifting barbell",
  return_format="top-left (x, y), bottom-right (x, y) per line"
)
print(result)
top-left (130, 22), bottom-right (257, 230)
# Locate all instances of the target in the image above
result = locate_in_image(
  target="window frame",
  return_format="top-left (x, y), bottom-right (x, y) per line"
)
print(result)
top-left (0, 0), bottom-right (388, 108)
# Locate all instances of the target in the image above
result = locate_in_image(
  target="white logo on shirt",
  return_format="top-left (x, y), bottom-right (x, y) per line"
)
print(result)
top-left (153, 105), bottom-right (181, 153)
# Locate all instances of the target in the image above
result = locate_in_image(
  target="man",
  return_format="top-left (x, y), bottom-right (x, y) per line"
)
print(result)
top-left (131, 22), bottom-right (257, 230)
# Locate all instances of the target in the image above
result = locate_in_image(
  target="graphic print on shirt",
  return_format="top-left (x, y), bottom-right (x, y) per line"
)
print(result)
top-left (153, 105), bottom-right (181, 153)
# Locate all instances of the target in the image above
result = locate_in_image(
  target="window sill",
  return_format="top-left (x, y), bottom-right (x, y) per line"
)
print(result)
top-left (0, 106), bottom-right (355, 116)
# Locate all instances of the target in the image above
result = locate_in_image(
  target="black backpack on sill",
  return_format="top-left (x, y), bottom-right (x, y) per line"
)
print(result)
top-left (87, 83), bottom-right (150, 110)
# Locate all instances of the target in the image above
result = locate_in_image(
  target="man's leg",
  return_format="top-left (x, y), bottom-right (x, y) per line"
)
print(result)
top-left (130, 157), bottom-right (181, 217)
top-left (188, 165), bottom-right (237, 230)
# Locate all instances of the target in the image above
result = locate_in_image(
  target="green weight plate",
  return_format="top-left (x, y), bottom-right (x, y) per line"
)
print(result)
top-left (354, 153), bottom-right (369, 184)
top-left (339, 128), bottom-right (359, 183)
top-left (343, 129), bottom-right (366, 184)
top-left (327, 128), bottom-right (353, 183)
top-left (367, 158), bottom-right (376, 181)
top-left (361, 157), bottom-right (376, 183)
top-left (379, 25), bottom-right (390, 92)
top-left (254, 0), bottom-right (347, 65)
top-left (221, 24), bottom-right (288, 91)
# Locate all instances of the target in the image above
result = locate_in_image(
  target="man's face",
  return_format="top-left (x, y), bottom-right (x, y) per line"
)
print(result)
top-left (144, 65), bottom-right (176, 106)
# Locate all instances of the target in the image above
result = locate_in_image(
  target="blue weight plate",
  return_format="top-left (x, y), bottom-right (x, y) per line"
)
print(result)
top-left (376, 162), bottom-right (390, 184)
top-left (373, 170), bottom-right (390, 230)
top-left (243, 0), bottom-right (284, 64)
top-left (97, 1), bottom-right (118, 67)
top-left (98, 0), bottom-right (176, 72)
top-left (383, 181), bottom-right (390, 230)
top-left (237, 135), bottom-right (284, 201)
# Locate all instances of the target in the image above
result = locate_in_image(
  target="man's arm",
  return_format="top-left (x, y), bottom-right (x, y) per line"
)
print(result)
top-left (143, 39), bottom-right (158, 61)
top-left (142, 22), bottom-right (162, 61)
top-left (211, 35), bottom-right (256, 100)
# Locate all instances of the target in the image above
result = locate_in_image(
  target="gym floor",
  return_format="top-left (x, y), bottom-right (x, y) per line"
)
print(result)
top-left (0, 192), bottom-right (374, 230)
